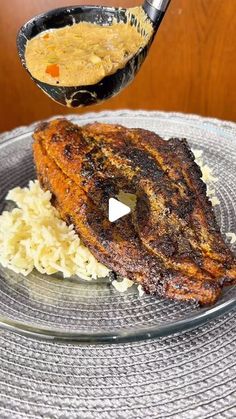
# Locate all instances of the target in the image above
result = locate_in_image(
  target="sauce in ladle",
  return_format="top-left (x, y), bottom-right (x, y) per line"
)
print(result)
top-left (25, 21), bottom-right (146, 86)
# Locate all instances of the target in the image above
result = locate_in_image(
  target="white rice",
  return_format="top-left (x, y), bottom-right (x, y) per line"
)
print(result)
top-left (193, 149), bottom-right (219, 206)
top-left (226, 232), bottom-right (236, 244)
top-left (112, 277), bottom-right (134, 293)
top-left (0, 181), bottom-right (109, 280)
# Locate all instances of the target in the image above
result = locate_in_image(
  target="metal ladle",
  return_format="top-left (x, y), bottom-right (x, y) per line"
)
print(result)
top-left (17, 1), bottom-right (171, 107)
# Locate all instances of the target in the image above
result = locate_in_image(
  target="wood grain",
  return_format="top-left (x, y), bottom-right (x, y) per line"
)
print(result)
top-left (0, 0), bottom-right (235, 132)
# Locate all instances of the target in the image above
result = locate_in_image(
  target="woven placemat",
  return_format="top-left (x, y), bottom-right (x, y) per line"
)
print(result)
top-left (0, 311), bottom-right (235, 419)
top-left (0, 111), bottom-right (235, 418)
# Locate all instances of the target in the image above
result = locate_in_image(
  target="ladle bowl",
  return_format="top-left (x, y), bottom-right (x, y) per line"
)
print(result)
top-left (17, 1), bottom-right (170, 107)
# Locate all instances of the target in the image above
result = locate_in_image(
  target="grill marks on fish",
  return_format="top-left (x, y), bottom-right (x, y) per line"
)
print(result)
top-left (33, 119), bottom-right (236, 305)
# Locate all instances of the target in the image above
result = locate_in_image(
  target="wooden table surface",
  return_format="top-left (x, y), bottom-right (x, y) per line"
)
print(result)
top-left (0, 0), bottom-right (235, 133)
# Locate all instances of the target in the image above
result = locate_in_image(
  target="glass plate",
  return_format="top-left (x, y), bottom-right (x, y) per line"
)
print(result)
top-left (0, 111), bottom-right (235, 343)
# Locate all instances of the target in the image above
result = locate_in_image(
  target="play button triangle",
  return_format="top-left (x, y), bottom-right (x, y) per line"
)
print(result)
top-left (108, 198), bottom-right (131, 222)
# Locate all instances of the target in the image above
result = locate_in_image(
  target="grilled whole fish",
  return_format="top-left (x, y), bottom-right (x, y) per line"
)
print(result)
top-left (33, 119), bottom-right (236, 305)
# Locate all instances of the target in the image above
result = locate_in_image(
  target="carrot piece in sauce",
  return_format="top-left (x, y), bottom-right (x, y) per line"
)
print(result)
top-left (45, 64), bottom-right (60, 78)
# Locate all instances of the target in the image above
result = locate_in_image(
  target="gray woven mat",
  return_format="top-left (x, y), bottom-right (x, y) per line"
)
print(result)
top-left (0, 311), bottom-right (235, 419)
top-left (0, 111), bottom-right (235, 418)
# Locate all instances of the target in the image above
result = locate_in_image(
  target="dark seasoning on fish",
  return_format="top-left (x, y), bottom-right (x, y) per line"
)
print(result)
top-left (33, 119), bottom-right (236, 306)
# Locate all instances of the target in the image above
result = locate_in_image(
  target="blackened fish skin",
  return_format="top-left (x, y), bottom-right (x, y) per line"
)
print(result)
top-left (33, 119), bottom-right (236, 305)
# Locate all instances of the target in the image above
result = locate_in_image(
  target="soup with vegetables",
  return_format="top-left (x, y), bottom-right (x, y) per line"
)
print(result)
top-left (25, 22), bottom-right (146, 86)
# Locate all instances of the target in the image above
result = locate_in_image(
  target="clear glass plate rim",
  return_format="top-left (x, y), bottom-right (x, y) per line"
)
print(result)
top-left (0, 298), bottom-right (235, 344)
top-left (1, 110), bottom-right (236, 144)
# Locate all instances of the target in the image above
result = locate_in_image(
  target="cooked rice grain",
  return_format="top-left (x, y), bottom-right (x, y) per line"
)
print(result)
top-left (0, 181), bottom-right (109, 279)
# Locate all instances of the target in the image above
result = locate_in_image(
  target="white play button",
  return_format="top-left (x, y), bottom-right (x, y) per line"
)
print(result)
top-left (108, 198), bottom-right (131, 222)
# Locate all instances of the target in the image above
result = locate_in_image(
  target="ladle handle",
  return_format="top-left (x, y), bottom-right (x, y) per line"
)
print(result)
top-left (143, 0), bottom-right (171, 26)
